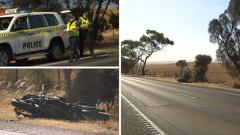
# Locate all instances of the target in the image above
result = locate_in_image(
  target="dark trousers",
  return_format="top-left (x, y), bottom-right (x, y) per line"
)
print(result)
top-left (69, 36), bottom-right (78, 57)
top-left (79, 31), bottom-right (94, 56)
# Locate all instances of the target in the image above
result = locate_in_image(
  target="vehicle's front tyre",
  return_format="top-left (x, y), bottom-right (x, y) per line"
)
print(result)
top-left (0, 46), bottom-right (10, 66)
top-left (47, 41), bottom-right (62, 62)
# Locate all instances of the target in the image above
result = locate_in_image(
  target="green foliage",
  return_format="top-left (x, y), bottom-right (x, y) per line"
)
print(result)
top-left (183, 69), bottom-right (192, 80)
top-left (208, 0), bottom-right (240, 79)
top-left (121, 40), bottom-right (142, 74)
top-left (109, 12), bottom-right (119, 29)
top-left (193, 55), bottom-right (212, 82)
top-left (7, 0), bottom-right (62, 12)
top-left (176, 60), bottom-right (188, 77)
top-left (121, 57), bottom-right (135, 74)
top-left (70, 0), bottom-right (118, 43)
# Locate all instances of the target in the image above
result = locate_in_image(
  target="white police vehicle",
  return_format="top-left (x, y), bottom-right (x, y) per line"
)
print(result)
top-left (0, 8), bottom-right (69, 66)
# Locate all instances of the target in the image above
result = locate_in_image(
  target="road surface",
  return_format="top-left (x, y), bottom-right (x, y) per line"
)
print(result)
top-left (121, 75), bottom-right (240, 135)
top-left (9, 51), bottom-right (119, 67)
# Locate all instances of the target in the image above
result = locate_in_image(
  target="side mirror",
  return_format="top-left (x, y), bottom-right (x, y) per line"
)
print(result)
top-left (13, 24), bottom-right (22, 31)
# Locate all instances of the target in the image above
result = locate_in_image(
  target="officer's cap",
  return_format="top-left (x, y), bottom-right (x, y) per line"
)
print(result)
top-left (69, 14), bottom-right (75, 18)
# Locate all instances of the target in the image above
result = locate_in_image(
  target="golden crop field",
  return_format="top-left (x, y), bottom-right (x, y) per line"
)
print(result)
top-left (145, 62), bottom-right (238, 82)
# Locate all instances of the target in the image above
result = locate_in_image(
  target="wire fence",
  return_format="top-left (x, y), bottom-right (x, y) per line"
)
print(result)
top-left (144, 70), bottom-right (239, 82)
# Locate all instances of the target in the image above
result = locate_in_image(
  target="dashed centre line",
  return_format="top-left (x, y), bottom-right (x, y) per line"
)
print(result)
top-left (176, 92), bottom-right (195, 99)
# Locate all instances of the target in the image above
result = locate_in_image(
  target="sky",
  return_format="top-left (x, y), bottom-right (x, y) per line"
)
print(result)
top-left (120, 0), bottom-right (230, 63)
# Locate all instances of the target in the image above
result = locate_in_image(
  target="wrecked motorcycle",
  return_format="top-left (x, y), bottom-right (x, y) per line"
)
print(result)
top-left (11, 91), bottom-right (109, 120)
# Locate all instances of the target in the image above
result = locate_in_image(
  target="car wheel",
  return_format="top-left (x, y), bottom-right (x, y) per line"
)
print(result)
top-left (47, 41), bottom-right (62, 61)
top-left (0, 46), bottom-right (10, 66)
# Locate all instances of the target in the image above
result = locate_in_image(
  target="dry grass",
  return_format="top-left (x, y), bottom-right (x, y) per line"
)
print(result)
top-left (143, 76), bottom-right (240, 93)
top-left (0, 90), bottom-right (119, 134)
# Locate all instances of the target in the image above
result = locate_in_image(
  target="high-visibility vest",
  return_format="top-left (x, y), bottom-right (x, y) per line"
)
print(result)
top-left (67, 21), bottom-right (79, 37)
top-left (79, 17), bottom-right (89, 29)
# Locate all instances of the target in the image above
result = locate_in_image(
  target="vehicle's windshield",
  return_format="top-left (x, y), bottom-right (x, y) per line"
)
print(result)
top-left (0, 17), bottom-right (13, 31)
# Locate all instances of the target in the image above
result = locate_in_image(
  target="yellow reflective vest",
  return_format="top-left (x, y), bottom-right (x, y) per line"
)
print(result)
top-left (79, 17), bottom-right (89, 29)
top-left (67, 21), bottom-right (79, 37)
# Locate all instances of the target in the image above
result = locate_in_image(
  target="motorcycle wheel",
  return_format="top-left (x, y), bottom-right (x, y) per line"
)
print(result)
top-left (11, 99), bottom-right (41, 115)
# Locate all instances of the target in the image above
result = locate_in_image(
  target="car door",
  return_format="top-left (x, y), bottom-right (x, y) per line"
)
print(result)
top-left (12, 15), bottom-right (38, 54)
top-left (43, 14), bottom-right (61, 49)
top-left (27, 14), bottom-right (48, 51)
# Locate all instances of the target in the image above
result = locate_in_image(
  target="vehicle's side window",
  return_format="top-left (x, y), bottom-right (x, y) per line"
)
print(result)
top-left (0, 17), bottom-right (13, 30)
top-left (12, 16), bottom-right (28, 31)
top-left (44, 14), bottom-right (59, 26)
top-left (28, 15), bottom-right (47, 29)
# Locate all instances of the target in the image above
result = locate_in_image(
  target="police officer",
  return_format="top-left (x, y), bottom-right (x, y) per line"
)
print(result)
top-left (61, 14), bottom-right (80, 63)
top-left (79, 11), bottom-right (95, 57)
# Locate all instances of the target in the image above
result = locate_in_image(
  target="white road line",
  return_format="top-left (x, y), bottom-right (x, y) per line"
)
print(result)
top-left (122, 94), bottom-right (166, 135)
top-left (176, 92), bottom-right (195, 99)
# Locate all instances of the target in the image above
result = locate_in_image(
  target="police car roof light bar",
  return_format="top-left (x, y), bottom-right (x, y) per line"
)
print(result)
top-left (17, 8), bottom-right (31, 13)
top-left (5, 8), bottom-right (30, 14)
top-left (0, 11), bottom-right (5, 14)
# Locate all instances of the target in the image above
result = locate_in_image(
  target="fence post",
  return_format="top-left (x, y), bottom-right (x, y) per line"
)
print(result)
top-left (217, 72), bottom-right (219, 81)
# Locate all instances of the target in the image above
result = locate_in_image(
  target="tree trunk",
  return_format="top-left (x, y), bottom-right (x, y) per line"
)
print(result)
top-left (141, 55), bottom-right (151, 75)
top-left (142, 60), bottom-right (147, 75)
top-left (63, 69), bottom-right (72, 97)
top-left (92, 0), bottom-right (103, 43)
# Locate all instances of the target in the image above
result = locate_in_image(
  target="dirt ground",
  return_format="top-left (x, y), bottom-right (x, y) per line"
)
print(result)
top-left (0, 90), bottom-right (119, 134)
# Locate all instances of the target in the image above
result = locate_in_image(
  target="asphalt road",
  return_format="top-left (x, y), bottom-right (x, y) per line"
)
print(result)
top-left (9, 51), bottom-right (119, 67)
top-left (121, 75), bottom-right (240, 135)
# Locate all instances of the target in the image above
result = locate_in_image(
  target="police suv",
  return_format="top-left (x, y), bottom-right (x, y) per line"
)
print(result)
top-left (0, 8), bottom-right (69, 66)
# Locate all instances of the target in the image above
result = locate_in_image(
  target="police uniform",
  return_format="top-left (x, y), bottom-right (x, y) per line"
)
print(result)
top-left (67, 20), bottom-right (79, 62)
top-left (79, 15), bottom-right (94, 57)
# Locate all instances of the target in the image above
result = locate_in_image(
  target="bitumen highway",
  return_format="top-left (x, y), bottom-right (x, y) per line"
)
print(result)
top-left (9, 51), bottom-right (119, 67)
top-left (121, 75), bottom-right (240, 135)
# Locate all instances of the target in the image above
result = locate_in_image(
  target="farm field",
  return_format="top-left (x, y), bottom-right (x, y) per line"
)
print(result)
top-left (145, 62), bottom-right (238, 82)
